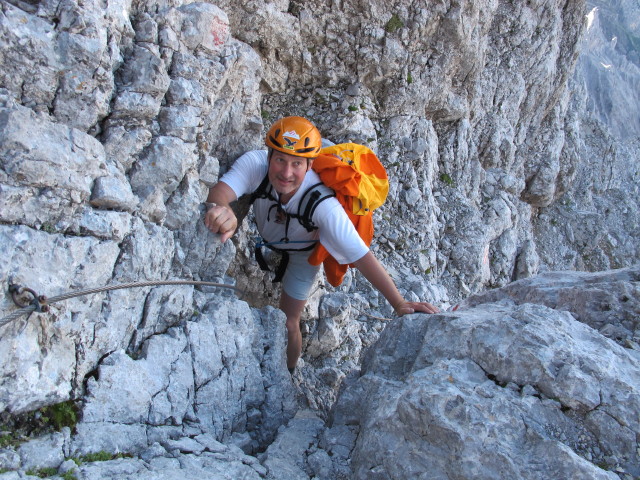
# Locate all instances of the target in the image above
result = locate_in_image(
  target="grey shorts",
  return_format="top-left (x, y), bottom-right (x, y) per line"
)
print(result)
top-left (281, 250), bottom-right (322, 301)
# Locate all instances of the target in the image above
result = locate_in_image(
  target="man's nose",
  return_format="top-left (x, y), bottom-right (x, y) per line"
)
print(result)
top-left (281, 162), bottom-right (293, 176)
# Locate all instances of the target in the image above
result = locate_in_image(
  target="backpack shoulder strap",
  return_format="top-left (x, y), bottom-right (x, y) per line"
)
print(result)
top-left (296, 182), bottom-right (335, 232)
top-left (250, 173), bottom-right (276, 203)
top-left (249, 173), bottom-right (335, 232)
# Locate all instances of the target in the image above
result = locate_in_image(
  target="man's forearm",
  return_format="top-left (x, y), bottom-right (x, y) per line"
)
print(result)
top-left (353, 251), bottom-right (405, 310)
top-left (206, 181), bottom-right (237, 206)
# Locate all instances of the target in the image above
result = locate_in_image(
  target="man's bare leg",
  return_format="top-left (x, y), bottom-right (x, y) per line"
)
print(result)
top-left (279, 290), bottom-right (307, 371)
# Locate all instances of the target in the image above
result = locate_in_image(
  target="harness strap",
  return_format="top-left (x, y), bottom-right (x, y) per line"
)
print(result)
top-left (255, 243), bottom-right (314, 283)
top-left (255, 246), bottom-right (270, 272)
top-left (252, 174), bottom-right (273, 202)
top-left (297, 182), bottom-right (335, 231)
top-left (250, 173), bottom-right (334, 283)
top-left (254, 245), bottom-right (289, 283)
top-left (274, 250), bottom-right (289, 283)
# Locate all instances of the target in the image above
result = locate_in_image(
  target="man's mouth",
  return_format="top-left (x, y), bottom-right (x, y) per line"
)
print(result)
top-left (276, 177), bottom-right (292, 186)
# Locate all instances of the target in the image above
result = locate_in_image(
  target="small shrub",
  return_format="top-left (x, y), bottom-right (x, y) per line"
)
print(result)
top-left (0, 401), bottom-right (78, 450)
top-left (40, 401), bottom-right (78, 431)
top-left (74, 451), bottom-right (134, 464)
top-left (385, 14), bottom-right (404, 33)
top-left (0, 434), bottom-right (15, 448)
top-left (40, 223), bottom-right (56, 233)
top-left (26, 467), bottom-right (58, 478)
top-left (440, 173), bottom-right (455, 187)
top-left (80, 451), bottom-right (114, 463)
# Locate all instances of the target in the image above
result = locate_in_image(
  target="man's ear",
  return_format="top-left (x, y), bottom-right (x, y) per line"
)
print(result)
top-left (307, 158), bottom-right (315, 171)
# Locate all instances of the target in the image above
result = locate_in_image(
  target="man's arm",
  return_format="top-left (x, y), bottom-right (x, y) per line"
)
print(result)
top-left (353, 251), bottom-right (440, 315)
top-left (204, 182), bottom-right (238, 243)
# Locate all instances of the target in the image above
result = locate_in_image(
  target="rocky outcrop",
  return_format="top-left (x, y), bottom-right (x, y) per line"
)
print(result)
top-left (2, 267), bottom-right (638, 479)
top-left (459, 266), bottom-right (640, 348)
top-left (329, 266), bottom-right (640, 479)
top-left (1, 0), bottom-right (639, 478)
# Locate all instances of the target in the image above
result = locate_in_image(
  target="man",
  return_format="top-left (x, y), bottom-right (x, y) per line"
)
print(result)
top-left (204, 116), bottom-right (439, 373)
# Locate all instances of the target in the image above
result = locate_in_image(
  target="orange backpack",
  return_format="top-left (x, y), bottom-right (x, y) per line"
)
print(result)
top-left (307, 143), bottom-right (389, 286)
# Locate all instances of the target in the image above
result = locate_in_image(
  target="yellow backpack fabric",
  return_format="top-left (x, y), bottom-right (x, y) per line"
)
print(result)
top-left (308, 143), bottom-right (389, 286)
top-left (316, 143), bottom-right (389, 215)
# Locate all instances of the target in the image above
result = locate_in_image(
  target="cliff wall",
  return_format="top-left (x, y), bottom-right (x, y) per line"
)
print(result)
top-left (1, 0), bottom-right (639, 478)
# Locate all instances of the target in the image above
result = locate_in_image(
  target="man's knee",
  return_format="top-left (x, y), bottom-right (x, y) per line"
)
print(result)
top-left (280, 290), bottom-right (307, 321)
top-left (285, 314), bottom-right (301, 332)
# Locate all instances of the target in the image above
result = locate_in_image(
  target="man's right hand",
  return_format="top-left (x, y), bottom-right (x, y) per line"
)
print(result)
top-left (204, 204), bottom-right (237, 243)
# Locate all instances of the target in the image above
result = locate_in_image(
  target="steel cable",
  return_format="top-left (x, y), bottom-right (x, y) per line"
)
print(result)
top-left (1, 280), bottom-right (242, 328)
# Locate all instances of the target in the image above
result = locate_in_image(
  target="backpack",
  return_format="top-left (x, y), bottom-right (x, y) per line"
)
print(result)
top-left (252, 143), bottom-right (389, 286)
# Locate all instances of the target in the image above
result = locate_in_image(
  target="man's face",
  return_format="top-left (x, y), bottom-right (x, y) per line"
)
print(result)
top-left (268, 150), bottom-right (310, 198)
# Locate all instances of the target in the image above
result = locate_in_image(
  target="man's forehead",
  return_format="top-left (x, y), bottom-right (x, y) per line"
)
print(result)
top-left (271, 151), bottom-right (307, 162)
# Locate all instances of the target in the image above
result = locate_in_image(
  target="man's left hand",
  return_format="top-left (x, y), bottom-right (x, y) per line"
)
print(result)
top-left (395, 301), bottom-right (440, 316)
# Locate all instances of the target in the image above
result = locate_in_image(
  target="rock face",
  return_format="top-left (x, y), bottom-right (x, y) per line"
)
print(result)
top-left (1, 0), bottom-right (639, 478)
top-left (331, 266), bottom-right (640, 479)
top-left (532, 0), bottom-right (640, 274)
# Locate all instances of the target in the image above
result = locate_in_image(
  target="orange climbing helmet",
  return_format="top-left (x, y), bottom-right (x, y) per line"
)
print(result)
top-left (265, 116), bottom-right (322, 158)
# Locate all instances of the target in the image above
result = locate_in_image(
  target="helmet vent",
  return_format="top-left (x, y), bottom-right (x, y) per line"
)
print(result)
top-left (269, 136), bottom-right (282, 148)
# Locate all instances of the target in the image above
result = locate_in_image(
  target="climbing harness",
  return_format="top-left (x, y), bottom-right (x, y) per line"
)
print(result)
top-left (251, 174), bottom-right (336, 233)
top-left (250, 174), bottom-right (334, 283)
top-left (253, 238), bottom-right (319, 281)
top-left (1, 279), bottom-right (242, 328)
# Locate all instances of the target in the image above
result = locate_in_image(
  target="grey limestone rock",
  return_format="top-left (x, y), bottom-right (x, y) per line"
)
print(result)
top-left (331, 297), bottom-right (640, 478)
top-left (1, 0), bottom-right (640, 478)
